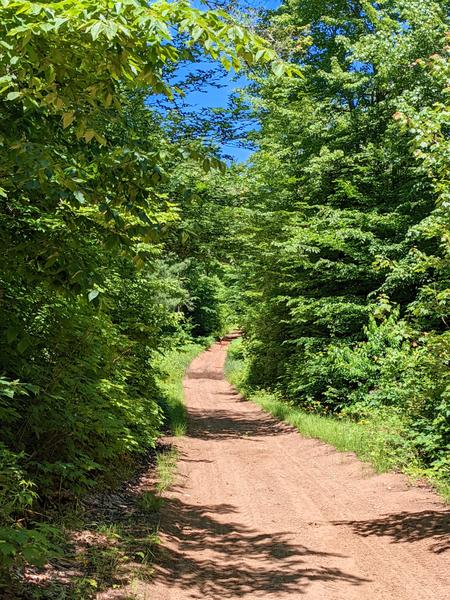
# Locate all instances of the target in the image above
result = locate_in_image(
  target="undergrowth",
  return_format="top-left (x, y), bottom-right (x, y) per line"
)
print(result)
top-left (155, 447), bottom-right (178, 494)
top-left (2, 342), bottom-right (199, 597)
top-left (16, 446), bottom-right (180, 599)
top-left (226, 338), bottom-right (450, 503)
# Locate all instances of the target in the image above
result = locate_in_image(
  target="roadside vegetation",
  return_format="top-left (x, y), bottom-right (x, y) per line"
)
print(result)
top-left (223, 0), bottom-right (449, 501)
top-left (0, 0), bottom-right (280, 591)
top-left (156, 342), bottom-right (213, 436)
top-left (4, 345), bottom-right (193, 599)
top-left (226, 338), bottom-right (450, 502)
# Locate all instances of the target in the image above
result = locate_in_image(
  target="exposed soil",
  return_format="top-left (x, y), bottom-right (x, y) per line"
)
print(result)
top-left (114, 338), bottom-right (450, 599)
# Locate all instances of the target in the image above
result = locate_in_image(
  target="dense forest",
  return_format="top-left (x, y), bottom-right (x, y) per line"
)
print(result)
top-left (0, 0), bottom-right (449, 593)
top-left (233, 0), bottom-right (450, 478)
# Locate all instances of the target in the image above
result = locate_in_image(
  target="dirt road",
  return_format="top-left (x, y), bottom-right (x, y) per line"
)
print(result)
top-left (145, 339), bottom-right (450, 599)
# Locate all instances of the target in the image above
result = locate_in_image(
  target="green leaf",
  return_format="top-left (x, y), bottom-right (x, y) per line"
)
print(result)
top-left (17, 339), bottom-right (29, 354)
top-left (221, 57), bottom-right (232, 71)
top-left (87, 290), bottom-right (99, 302)
top-left (6, 91), bottom-right (21, 101)
top-left (191, 26), bottom-right (203, 42)
top-left (73, 190), bottom-right (85, 204)
top-left (255, 49), bottom-right (266, 63)
top-left (84, 129), bottom-right (96, 143)
top-left (271, 62), bottom-right (285, 77)
top-left (90, 22), bottom-right (103, 41)
top-left (0, 542), bottom-right (16, 556)
top-left (62, 111), bottom-right (75, 128)
top-left (6, 327), bottom-right (19, 344)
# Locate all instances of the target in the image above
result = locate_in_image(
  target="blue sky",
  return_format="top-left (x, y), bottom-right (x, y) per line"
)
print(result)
top-left (172, 64), bottom-right (251, 162)
top-left (178, 0), bottom-right (282, 163)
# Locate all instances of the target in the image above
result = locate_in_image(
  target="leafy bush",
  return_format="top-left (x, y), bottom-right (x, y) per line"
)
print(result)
top-left (0, 444), bottom-right (62, 581)
top-left (0, 444), bottom-right (36, 523)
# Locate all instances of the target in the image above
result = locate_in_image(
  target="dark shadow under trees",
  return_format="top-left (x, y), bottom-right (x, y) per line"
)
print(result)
top-left (181, 405), bottom-right (290, 441)
top-left (333, 510), bottom-right (450, 555)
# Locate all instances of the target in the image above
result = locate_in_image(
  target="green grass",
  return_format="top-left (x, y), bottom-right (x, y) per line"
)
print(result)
top-left (247, 389), bottom-right (410, 472)
top-left (225, 339), bottom-right (450, 501)
top-left (433, 478), bottom-right (450, 503)
top-left (138, 446), bottom-right (179, 513)
top-left (155, 447), bottom-right (178, 494)
top-left (138, 491), bottom-right (165, 513)
top-left (155, 339), bottom-right (212, 436)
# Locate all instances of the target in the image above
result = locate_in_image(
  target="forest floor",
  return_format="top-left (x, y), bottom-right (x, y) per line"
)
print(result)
top-left (101, 337), bottom-right (450, 600)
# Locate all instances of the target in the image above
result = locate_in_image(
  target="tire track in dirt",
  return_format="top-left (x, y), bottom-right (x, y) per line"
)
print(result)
top-left (126, 339), bottom-right (450, 599)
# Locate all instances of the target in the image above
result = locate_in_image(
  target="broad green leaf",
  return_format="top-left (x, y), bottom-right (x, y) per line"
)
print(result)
top-left (74, 190), bottom-right (85, 204)
top-left (87, 290), bottom-right (99, 302)
top-left (62, 111), bottom-right (75, 128)
top-left (90, 21), bottom-right (104, 41)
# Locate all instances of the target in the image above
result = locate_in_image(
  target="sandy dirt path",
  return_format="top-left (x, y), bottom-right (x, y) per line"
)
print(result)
top-left (143, 339), bottom-right (449, 600)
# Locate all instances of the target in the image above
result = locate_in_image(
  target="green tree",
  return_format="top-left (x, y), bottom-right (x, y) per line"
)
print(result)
top-left (232, 0), bottom-right (449, 475)
top-left (0, 0), bottom-right (291, 581)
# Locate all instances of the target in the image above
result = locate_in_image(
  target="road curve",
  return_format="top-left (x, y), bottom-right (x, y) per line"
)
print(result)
top-left (144, 339), bottom-right (449, 599)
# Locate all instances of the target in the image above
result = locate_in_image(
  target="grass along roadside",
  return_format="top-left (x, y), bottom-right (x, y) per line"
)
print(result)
top-left (71, 444), bottom-right (180, 599)
top-left (155, 339), bottom-right (213, 436)
top-left (225, 338), bottom-right (450, 502)
top-left (138, 446), bottom-right (179, 514)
